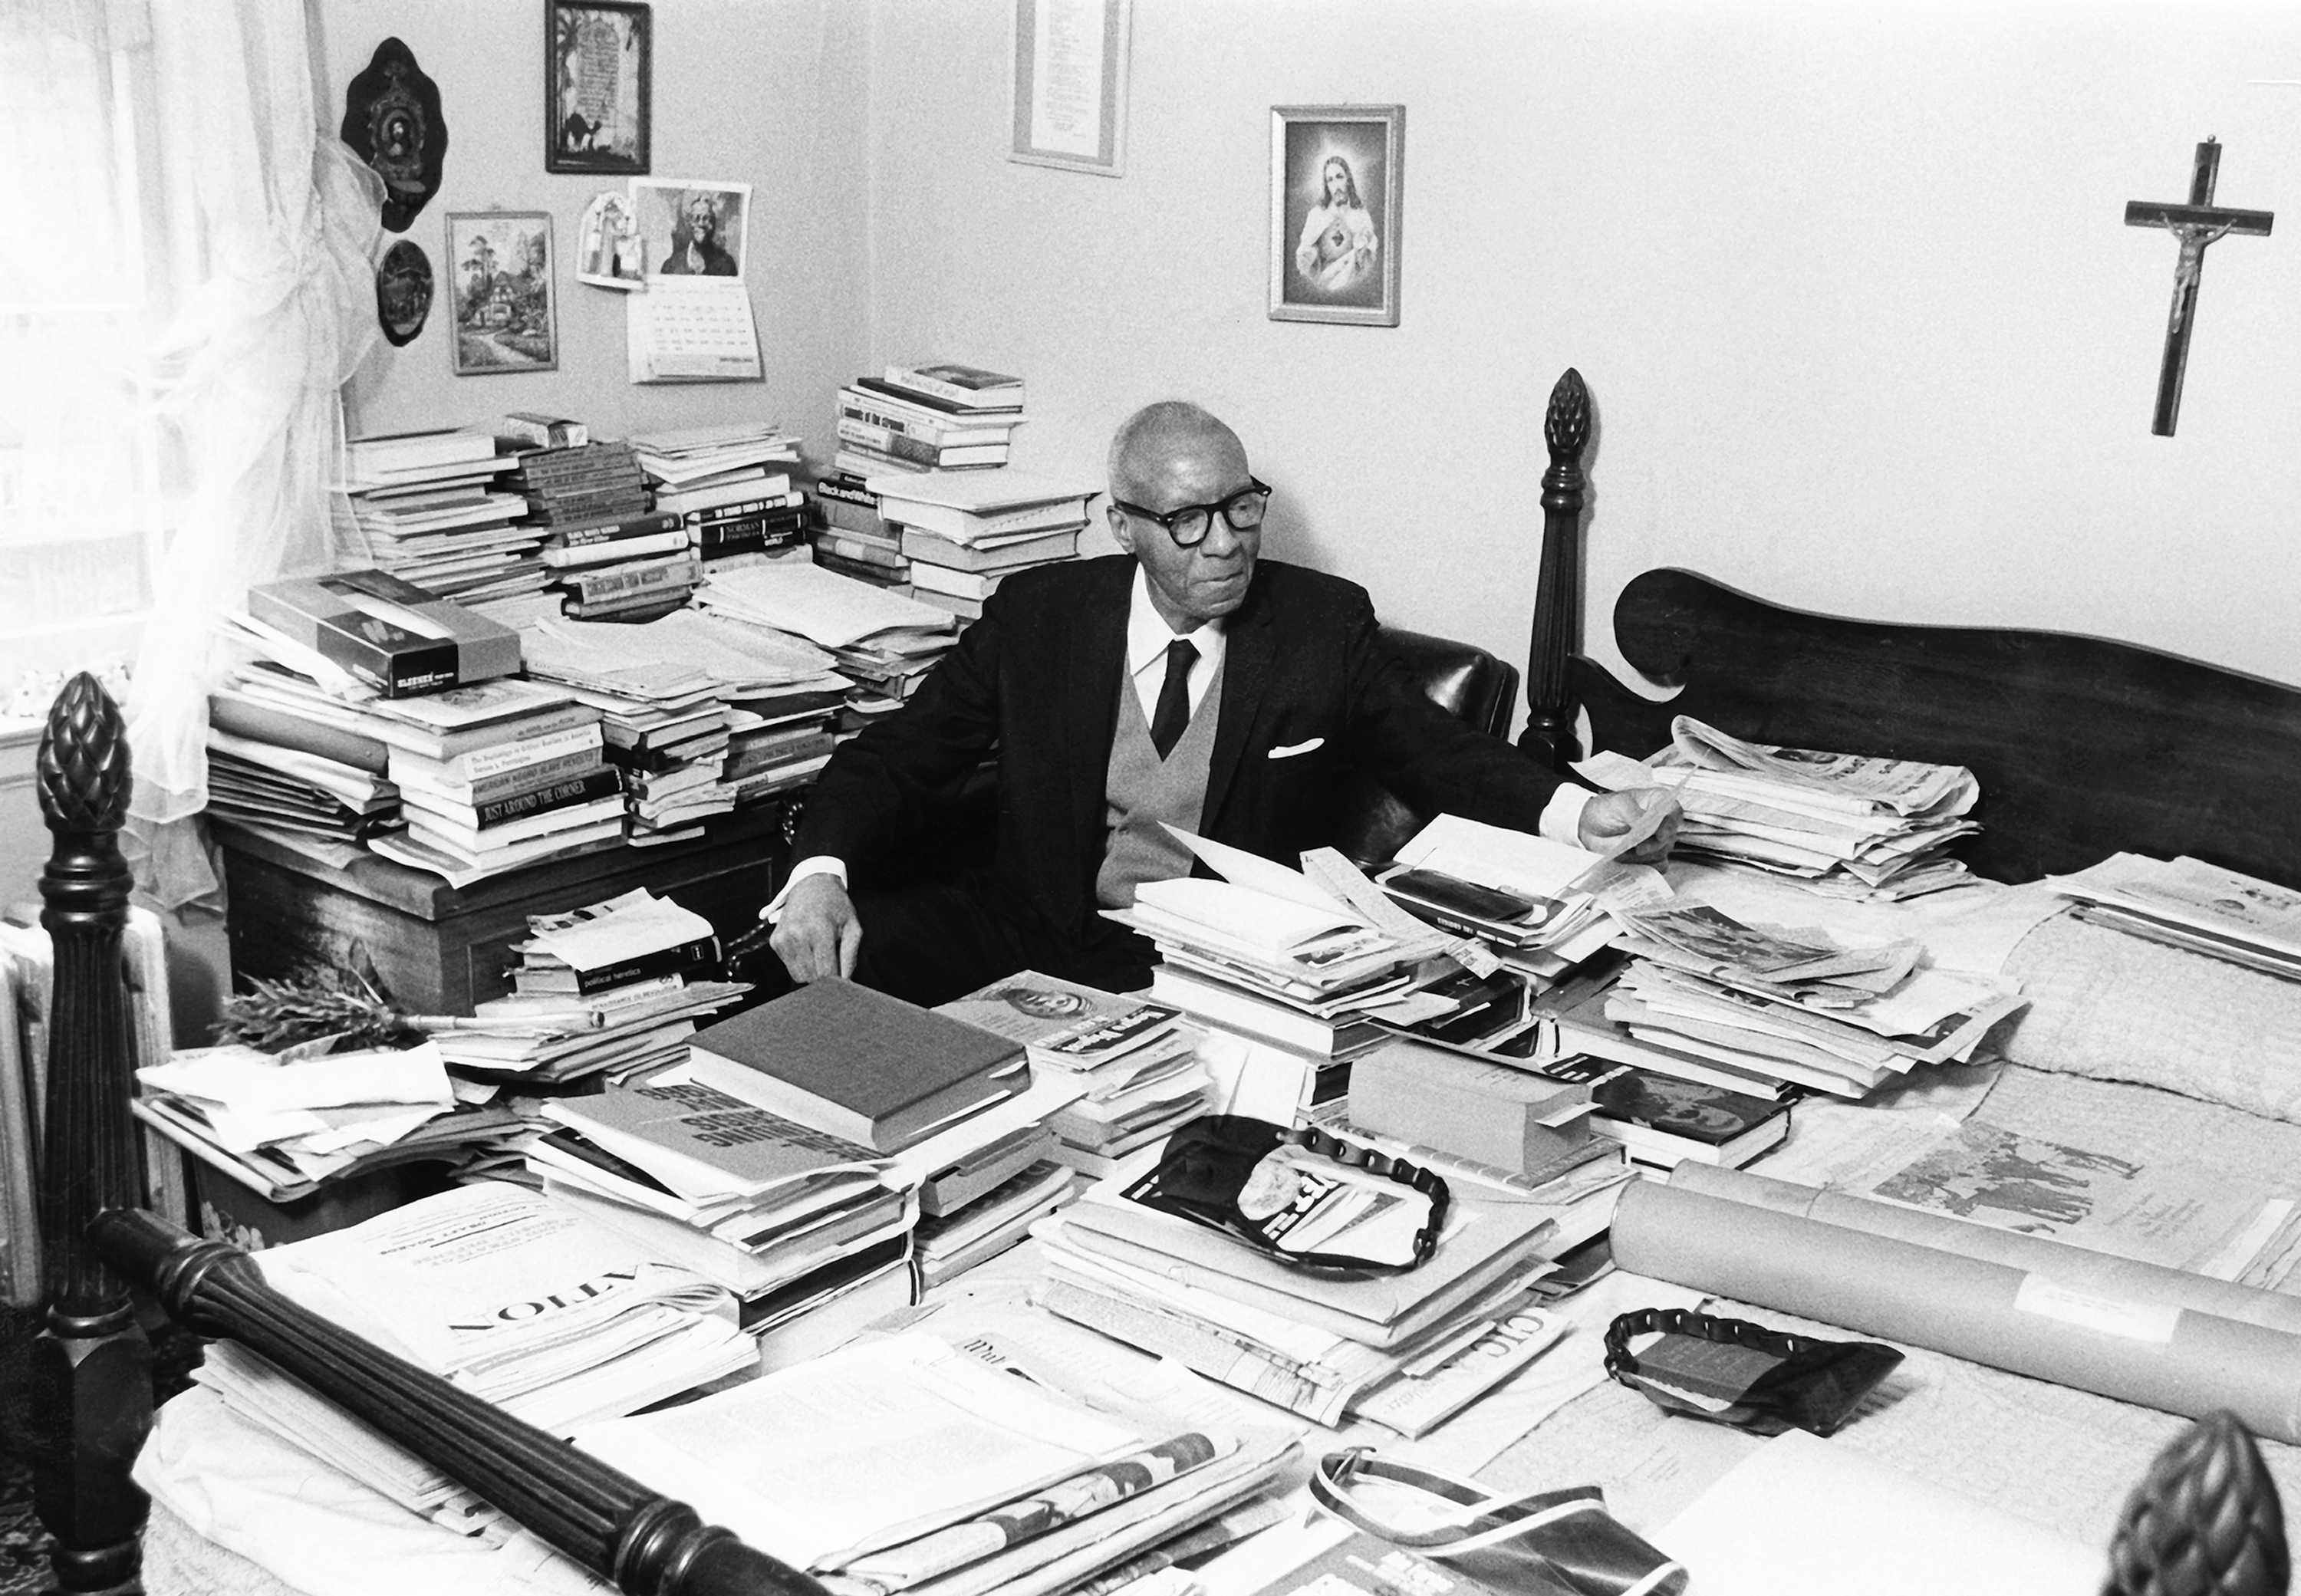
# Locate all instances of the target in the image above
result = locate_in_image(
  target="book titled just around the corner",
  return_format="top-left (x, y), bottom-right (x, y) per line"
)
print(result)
top-left (682, 978), bottom-right (1031, 1153)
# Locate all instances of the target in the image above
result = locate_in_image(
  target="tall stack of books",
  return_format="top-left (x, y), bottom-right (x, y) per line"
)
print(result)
top-left (832, 360), bottom-right (1025, 479)
top-left (507, 439), bottom-right (695, 620)
top-left (1033, 1141), bottom-right (1569, 1436)
top-left (1577, 716), bottom-right (1982, 900)
top-left (867, 469), bottom-right (1097, 623)
top-left (1561, 902), bottom-right (2026, 1101)
top-left (358, 680), bottom-right (627, 886)
top-left (337, 428), bottom-right (535, 604)
top-left (808, 476), bottom-right (910, 591)
top-left (630, 422), bottom-right (810, 568)
top-left (693, 562), bottom-right (960, 706)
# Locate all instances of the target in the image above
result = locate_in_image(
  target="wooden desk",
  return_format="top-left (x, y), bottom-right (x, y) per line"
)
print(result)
top-left (212, 804), bottom-right (791, 1014)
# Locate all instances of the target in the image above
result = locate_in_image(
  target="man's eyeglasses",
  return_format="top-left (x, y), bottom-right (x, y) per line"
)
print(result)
top-left (1111, 478), bottom-right (1272, 548)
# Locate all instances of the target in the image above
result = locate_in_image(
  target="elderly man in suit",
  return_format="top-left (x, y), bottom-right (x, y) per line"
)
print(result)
top-left (771, 400), bottom-right (1678, 1005)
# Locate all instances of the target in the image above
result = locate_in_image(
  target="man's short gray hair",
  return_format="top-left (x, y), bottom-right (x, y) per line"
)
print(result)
top-left (1108, 401), bottom-right (1239, 500)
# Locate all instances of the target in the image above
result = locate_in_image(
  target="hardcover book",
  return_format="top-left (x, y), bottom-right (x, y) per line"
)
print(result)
top-left (684, 978), bottom-right (1031, 1153)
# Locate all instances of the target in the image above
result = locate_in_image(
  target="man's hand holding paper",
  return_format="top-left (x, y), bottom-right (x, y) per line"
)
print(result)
top-left (1577, 786), bottom-right (1683, 866)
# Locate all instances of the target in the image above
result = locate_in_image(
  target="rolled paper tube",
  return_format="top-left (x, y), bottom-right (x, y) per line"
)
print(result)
top-left (1610, 1177), bottom-right (2301, 1444)
top-left (1670, 1161), bottom-right (2301, 1337)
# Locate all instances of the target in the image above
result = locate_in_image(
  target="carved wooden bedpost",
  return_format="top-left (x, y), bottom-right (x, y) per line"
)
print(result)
top-left (1520, 367), bottom-right (1592, 772)
top-left (30, 673), bottom-right (153, 1595)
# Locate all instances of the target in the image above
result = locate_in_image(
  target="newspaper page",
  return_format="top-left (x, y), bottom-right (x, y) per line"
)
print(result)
top-left (1669, 714), bottom-right (1979, 818)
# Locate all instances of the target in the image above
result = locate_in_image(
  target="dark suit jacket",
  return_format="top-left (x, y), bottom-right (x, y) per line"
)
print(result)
top-left (795, 556), bottom-right (1572, 953)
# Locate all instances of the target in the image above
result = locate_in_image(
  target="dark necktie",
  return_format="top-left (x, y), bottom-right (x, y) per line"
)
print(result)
top-left (1150, 638), bottom-right (1198, 759)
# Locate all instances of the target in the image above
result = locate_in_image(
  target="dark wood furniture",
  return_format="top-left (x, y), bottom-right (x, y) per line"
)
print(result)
top-left (213, 803), bottom-right (792, 1015)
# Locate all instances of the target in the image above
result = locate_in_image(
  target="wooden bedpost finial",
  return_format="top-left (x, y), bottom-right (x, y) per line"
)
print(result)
top-left (2105, 1410), bottom-right (2289, 1596)
top-left (30, 671), bottom-right (153, 1596)
top-left (1546, 367), bottom-right (1590, 465)
top-left (1522, 367), bottom-right (1593, 772)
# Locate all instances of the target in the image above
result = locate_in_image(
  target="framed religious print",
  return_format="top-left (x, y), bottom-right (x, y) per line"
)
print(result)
top-left (545, 0), bottom-right (651, 175)
top-left (1269, 104), bottom-right (1404, 327)
top-left (446, 211), bottom-right (558, 374)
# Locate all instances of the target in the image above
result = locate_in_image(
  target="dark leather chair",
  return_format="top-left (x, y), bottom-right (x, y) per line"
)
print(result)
top-left (1330, 624), bottom-right (1522, 864)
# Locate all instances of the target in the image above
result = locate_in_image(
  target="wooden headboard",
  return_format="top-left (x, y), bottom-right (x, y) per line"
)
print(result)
top-left (1516, 370), bottom-right (2301, 889)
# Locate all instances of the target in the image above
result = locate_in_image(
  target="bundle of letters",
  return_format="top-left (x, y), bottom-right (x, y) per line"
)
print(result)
top-left (694, 560), bottom-right (960, 704)
top-left (1578, 716), bottom-right (1982, 900)
top-left (131, 1039), bottom-right (537, 1204)
top-left (1575, 902), bottom-right (2027, 1100)
top-left (190, 1181), bottom-right (755, 1524)
top-left (1033, 1143), bottom-right (1570, 1437)
top-left (514, 606), bottom-right (851, 834)
top-left (936, 969), bottom-right (1209, 1188)
top-left (2048, 852), bottom-right (2301, 982)
top-left (630, 420), bottom-right (810, 568)
top-left (568, 1331), bottom-right (1299, 1596)
top-left (432, 888), bottom-right (751, 1085)
top-left (335, 427), bottom-right (537, 604)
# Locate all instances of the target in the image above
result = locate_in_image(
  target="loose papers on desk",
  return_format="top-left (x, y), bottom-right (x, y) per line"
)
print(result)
top-left (1578, 716), bottom-right (1981, 899)
top-left (2048, 851), bottom-right (2301, 981)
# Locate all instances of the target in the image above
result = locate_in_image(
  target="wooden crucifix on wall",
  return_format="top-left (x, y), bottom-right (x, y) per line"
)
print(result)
top-left (2125, 137), bottom-right (2273, 436)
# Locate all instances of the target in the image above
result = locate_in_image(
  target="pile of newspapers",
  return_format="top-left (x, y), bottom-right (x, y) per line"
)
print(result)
top-left (189, 1183), bottom-right (756, 1528)
top-left (1578, 716), bottom-right (1981, 900)
top-left (2049, 852), bottom-right (2301, 982)
top-left (1583, 903), bottom-right (2026, 1100)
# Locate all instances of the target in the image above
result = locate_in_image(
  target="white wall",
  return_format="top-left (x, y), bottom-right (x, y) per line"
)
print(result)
top-left (863, 0), bottom-right (2301, 705)
top-left (323, 0), bottom-right (871, 446)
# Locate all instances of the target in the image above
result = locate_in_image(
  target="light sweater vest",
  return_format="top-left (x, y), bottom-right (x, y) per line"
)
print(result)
top-left (1096, 657), bottom-right (1223, 908)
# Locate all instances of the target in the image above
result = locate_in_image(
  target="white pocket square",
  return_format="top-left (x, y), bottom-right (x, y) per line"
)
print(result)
top-left (1266, 737), bottom-right (1325, 760)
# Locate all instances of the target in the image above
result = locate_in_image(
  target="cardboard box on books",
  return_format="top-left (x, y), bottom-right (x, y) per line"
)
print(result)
top-left (247, 568), bottom-right (522, 697)
top-left (1348, 1036), bottom-right (1595, 1177)
top-left (683, 978), bottom-right (1031, 1153)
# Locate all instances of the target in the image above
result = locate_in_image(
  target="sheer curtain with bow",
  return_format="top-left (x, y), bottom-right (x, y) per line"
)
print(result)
top-left (0, 0), bottom-right (382, 909)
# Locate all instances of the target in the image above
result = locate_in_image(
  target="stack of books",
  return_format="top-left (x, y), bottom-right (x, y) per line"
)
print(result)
top-left (509, 887), bottom-right (719, 999)
top-left (630, 422), bottom-right (811, 567)
top-left (1581, 1058), bottom-right (1795, 1171)
top-left (935, 969), bottom-right (1208, 1188)
top-left (362, 680), bottom-right (627, 885)
top-left (693, 561), bottom-right (960, 706)
top-left (832, 360), bottom-right (1026, 479)
top-left (202, 721), bottom-right (401, 845)
top-left (336, 428), bottom-right (535, 604)
top-left (866, 469), bottom-right (1096, 623)
top-left (1564, 902), bottom-right (2027, 1100)
top-left (1034, 1144), bottom-right (1569, 1435)
top-left (133, 1040), bottom-right (538, 1204)
top-left (506, 439), bottom-right (692, 619)
top-left (808, 475), bottom-right (909, 591)
top-left (1578, 716), bottom-right (1982, 900)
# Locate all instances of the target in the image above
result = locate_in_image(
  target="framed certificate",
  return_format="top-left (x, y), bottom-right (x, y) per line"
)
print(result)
top-left (1010, 0), bottom-right (1131, 177)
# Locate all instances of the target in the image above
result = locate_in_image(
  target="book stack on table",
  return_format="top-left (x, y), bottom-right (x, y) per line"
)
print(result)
top-left (1032, 1138), bottom-right (1575, 1437)
top-left (505, 435), bottom-right (694, 621)
top-left (630, 420), bottom-right (811, 571)
top-left (433, 887), bottom-right (752, 1088)
top-left (335, 427), bottom-right (538, 605)
top-left (833, 360), bottom-right (1026, 480)
top-left (933, 969), bottom-right (1209, 1206)
top-left (529, 978), bottom-right (1085, 1351)
top-left (1577, 714), bottom-right (1983, 902)
top-left (1376, 813), bottom-right (1636, 995)
top-left (809, 471), bottom-right (910, 591)
top-left (868, 468), bottom-right (1097, 624)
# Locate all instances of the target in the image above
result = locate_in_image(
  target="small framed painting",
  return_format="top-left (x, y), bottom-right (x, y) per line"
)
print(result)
top-left (1010, 0), bottom-right (1131, 176)
top-left (1269, 104), bottom-right (1404, 327)
top-left (546, 0), bottom-right (650, 175)
top-left (446, 211), bottom-right (558, 374)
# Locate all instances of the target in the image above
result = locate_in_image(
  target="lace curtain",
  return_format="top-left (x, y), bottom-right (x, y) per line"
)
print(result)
top-left (1, 0), bottom-right (381, 909)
